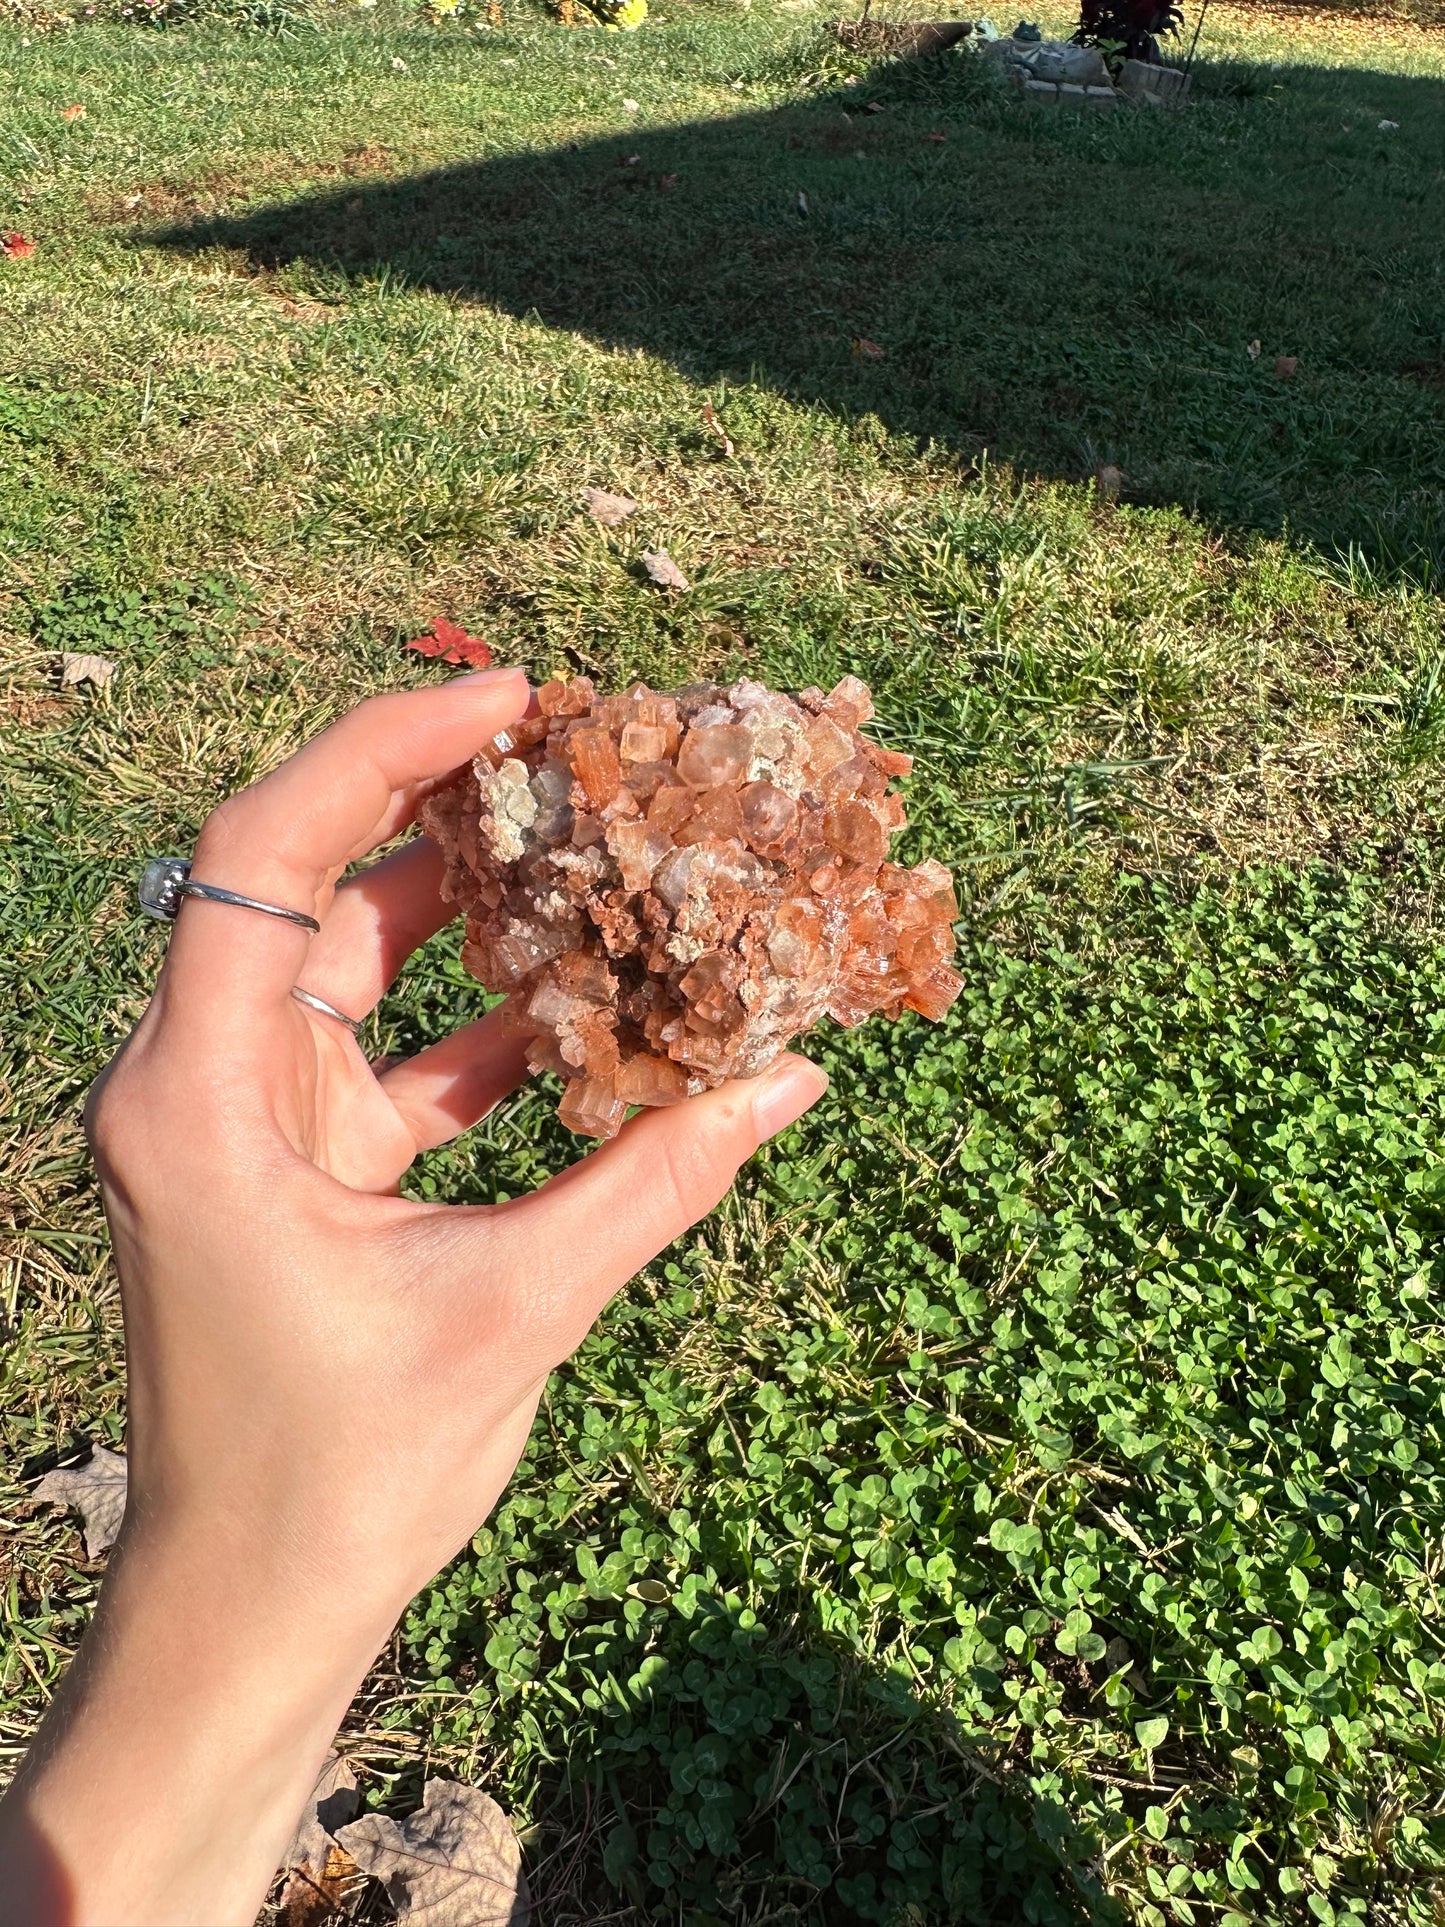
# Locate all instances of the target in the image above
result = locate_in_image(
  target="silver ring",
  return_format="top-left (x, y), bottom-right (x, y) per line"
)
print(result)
top-left (139, 857), bottom-right (320, 934)
top-left (291, 986), bottom-right (364, 1036)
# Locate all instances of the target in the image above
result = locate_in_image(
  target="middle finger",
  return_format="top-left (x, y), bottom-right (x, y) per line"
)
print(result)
top-left (297, 836), bottom-right (457, 1023)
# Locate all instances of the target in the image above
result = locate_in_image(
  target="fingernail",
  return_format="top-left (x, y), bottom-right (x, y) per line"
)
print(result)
top-left (752, 1055), bottom-right (829, 1142)
top-left (452, 665), bottom-right (528, 687)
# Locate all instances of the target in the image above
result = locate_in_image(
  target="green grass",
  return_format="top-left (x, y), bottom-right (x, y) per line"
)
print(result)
top-left (4, 3), bottom-right (1445, 1921)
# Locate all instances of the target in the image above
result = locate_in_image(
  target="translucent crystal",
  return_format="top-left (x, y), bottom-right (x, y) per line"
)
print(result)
top-left (558, 1074), bottom-right (627, 1138)
top-left (677, 724), bottom-right (752, 788)
top-left (420, 675), bottom-right (962, 1139)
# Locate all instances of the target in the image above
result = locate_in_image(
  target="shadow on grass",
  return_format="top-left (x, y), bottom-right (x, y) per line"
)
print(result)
top-left (453, 1589), bottom-right (1130, 1926)
top-left (151, 47), bottom-right (1445, 584)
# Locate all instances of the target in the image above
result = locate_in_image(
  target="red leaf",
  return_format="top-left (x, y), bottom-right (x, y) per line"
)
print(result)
top-left (62, 104), bottom-right (87, 122)
top-left (2, 232), bottom-right (36, 259)
top-left (405, 618), bottom-right (492, 668)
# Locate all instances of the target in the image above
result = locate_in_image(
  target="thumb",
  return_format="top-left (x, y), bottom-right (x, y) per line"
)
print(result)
top-left (494, 1054), bottom-right (828, 1357)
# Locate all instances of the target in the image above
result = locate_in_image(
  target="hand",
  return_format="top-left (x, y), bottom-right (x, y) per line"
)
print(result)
top-left (0, 671), bottom-right (828, 1927)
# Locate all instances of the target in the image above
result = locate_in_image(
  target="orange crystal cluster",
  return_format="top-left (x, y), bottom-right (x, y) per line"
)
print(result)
top-left (419, 675), bottom-right (963, 1140)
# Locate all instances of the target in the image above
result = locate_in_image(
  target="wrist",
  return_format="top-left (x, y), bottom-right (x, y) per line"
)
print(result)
top-left (0, 1521), bottom-right (390, 1927)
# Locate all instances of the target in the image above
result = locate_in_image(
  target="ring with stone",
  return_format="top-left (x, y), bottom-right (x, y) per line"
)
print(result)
top-left (138, 856), bottom-right (321, 934)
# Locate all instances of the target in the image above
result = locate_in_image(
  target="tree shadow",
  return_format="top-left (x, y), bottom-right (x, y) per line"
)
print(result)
top-left (149, 47), bottom-right (1445, 579)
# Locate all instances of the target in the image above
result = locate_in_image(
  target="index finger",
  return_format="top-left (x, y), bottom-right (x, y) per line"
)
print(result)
top-left (160, 670), bottom-right (528, 1029)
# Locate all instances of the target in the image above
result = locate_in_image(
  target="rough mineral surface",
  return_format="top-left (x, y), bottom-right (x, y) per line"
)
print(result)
top-left (419, 675), bottom-right (963, 1140)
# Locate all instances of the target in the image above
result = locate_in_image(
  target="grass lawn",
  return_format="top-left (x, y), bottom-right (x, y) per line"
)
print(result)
top-left (4, 0), bottom-right (1445, 1920)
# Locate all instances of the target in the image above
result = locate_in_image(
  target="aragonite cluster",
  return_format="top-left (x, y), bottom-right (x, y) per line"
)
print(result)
top-left (419, 675), bottom-right (962, 1139)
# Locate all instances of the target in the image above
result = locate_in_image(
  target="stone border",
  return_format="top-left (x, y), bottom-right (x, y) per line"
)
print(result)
top-left (979, 37), bottom-right (1193, 110)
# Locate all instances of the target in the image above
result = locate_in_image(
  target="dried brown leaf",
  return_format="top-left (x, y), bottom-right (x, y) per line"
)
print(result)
top-left (580, 486), bottom-right (638, 527)
top-left (286, 1754), bottom-right (362, 1876)
top-left (852, 336), bottom-right (886, 361)
top-left (641, 548), bottom-right (689, 590)
top-left (279, 1842), bottom-right (361, 1927)
top-left (336, 1780), bottom-right (530, 1927)
top-left (33, 1445), bottom-right (127, 1557)
top-left (280, 1755), bottom-right (363, 1924)
top-left (1274, 355), bottom-right (1299, 379)
top-left (58, 652), bottom-right (116, 689)
top-left (1247, 338), bottom-right (1262, 360)
top-left (700, 400), bottom-right (734, 457)
top-left (1094, 462), bottom-right (1124, 504)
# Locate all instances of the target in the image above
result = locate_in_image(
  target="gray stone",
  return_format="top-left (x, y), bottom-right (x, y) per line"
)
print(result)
top-left (1058, 81), bottom-right (1086, 105)
top-left (1086, 84), bottom-right (1118, 109)
top-left (1008, 38), bottom-right (1110, 84)
top-left (1118, 58), bottom-right (1191, 106)
top-left (1023, 76), bottom-right (1059, 98)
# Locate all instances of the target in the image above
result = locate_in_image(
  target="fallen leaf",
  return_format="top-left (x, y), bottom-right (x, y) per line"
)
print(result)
top-left (61, 103), bottom-right (86, 121)
top-left (659, 172), bottom-right (678, 190)
top-left (580, 485), bottom-right (638, 526)
top-left (391, 54), bottom-right (408, 69)
top-left (1247, 338), bottom-right (1262, 360)
top-left (641, 548), bottom-right (689, 590)
top-left (1094, 462), bottom-right (1124, 504)
top-left (852, 336), bottom-right (886, 361)
top-left (700, 400), bottom-right (734, 457)
top-left (272, 293), bottom-right (336, 324)
top-left (2, 232), bottom-right (36, 259)
top-left (796, 189), bottom-right (809, 215)
top-left (622, 97), bottom-right (640, 111)
top-left (33, 1445), bottom-right (127, 1557)
top-left (1378, 118), bottom-right (1398, 131)
top-left (287, 1754), bottom-right (363, 1875)
top-left (864, 100), bottom-right (885, 114)
top-left (622, 153), bottom-right (639, 166)
top-left (123, 192), bottom-right (143, 209)
top-left (1274, 354), bottom-right (1298, 379)
top-left (59, 651), bottom-right (116, 689)
top-left (406, 618), bottom-right (492, 668)
top-left (337, 1780), bottom-right (531, 1927)
top-left (926, 130), bottom-right (947, 142)
top-left (280, 1754), bottom-right (363, 1927)
top-left (280, 1842), bottom-right (360, 1927)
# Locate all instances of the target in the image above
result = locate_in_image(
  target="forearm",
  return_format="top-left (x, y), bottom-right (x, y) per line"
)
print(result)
top-left (0, 1520), bottom-right (392, 1927)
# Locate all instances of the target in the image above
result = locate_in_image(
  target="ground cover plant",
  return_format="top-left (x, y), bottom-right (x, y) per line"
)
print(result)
top-left (3, 0), bottom-right (1445, 1920)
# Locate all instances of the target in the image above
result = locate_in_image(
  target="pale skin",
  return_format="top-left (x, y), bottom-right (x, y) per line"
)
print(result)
top-left (0, 668), bottom-right (828, 1927)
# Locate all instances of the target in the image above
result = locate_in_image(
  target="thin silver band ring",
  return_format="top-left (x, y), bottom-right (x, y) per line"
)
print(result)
top-left (291, 986), bottom-right (364, 1036)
